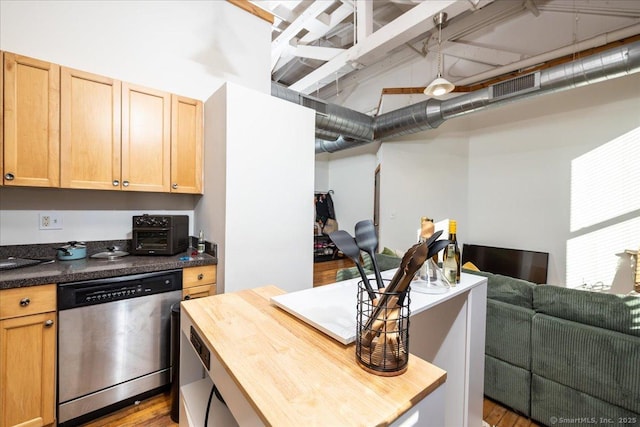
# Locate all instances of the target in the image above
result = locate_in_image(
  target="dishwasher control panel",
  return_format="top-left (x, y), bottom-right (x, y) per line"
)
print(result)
top-left (58, 269), bottom-right (182, 310)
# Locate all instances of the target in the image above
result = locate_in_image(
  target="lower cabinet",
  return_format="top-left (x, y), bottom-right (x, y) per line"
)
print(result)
top-left (182, 265), bottom-right (217, 300)
top-left (0, 285), bottom-right (56, 427)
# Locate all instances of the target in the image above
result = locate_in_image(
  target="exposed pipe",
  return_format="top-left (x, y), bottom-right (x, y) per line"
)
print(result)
top-left (271, 83), bottom-right (374, 143)
top-left (272, 40), bottom-right (640, 153)
top-left (453, 24), bottom-right (640, 87)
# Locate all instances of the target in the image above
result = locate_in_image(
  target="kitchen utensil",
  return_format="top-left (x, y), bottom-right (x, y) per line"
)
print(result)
top-left (427, 239), bottom-right (450, 259)
top-left (362, 241), bottom-right (429, 346)
top-left (328, 230), bottom-right (376, 301)
top-left (424, 229), bottom-right (443, 248)
top-left (384, 242), bottom-right (421, 293)
top-left (354, 219), bottom-right (384, 290)
top-left (91, 247), bottom-right (130, 260)
top-left (55, 241), bottom-right (87, 261)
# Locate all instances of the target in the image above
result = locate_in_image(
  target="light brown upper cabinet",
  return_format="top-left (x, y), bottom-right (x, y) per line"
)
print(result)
top-left (171, 95), bottom-right (203, 194)
top-left (2, 51), bottom-right (203, 194)
top-left (3, 52), bottom-right (60, 188)
top-left (122, 83), bottom-right (171, 192)
top-left (60, 67), bottom-right (121, 190)
top-left (0, 51), bottom-right (3, 186)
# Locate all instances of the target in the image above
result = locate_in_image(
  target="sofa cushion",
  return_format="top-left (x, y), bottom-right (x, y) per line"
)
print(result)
top-left (486, 299), bottom-right (534, 369)
top-left (531, 313), bottom-right (640, 414)
top-left (485, 355), bottom-right (531, 416)
top-left (466, 270), bottom-right (535, 308)
top-left (335, 266), bottom-right (367, 282)
top-left (534, 285), bottom-right (640, 337)
top-left (531, 374), bottom-right (640, 426)
top-left (362, 253), bottom-right (401, 273)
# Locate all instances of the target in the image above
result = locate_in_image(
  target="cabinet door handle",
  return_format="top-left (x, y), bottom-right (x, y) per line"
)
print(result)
top-left (198, 274), bottom-right (204, 280)
top-left (172, 183), bottom-right (178, 189)
top-left (113, 180), bottom-right (120, 186)
top-left (4, 173), bottom-right (15, 181)
top-left (20, 297), bottom-right (31, 306)
top-left (44, 319), bottom-right (54, 327)
top-left (123, 180), bottom-right (130, 187)
top-left (184, 295), bottom-right (191, 300)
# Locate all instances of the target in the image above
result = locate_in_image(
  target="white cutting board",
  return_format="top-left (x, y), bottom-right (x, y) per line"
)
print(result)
top-left (270, 269), bottom-right (486, 345)
top-left (270, 270), bottom-right (395, 345)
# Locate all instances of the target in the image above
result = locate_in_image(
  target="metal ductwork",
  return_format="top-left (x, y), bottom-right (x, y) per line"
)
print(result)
top-left (272, 40), bottom-right (640, 154)
top-left (271, 83), bottom-right (374, 143)
top-left (314, 136), bottom-right (372, 153)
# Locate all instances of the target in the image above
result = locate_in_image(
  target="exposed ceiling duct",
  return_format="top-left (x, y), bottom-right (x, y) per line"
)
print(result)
top-left (272, 40), bottom-right (640, 154)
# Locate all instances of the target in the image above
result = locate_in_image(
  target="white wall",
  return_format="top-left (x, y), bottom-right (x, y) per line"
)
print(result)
top-left (323, 73), bottom-right (639, 287)
top-left (376, 125), bottom-right (469, 253)
top-left (0, 0), bottom-right (271, 100)
top-left (315, 155), bottom-right (330, 193)
top-left (325, 148), bottom-right (378, 236)
top-left (0, 188), bottom-right (195, 244)
top-left (197, 83), bottom-right (315, 294)
top-left (0, 1), bottom-right (271, 246)
top-left (463, 72), bottom-right (640, 286)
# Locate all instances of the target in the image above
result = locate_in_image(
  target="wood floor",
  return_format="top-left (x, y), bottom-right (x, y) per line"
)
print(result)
top-left (80, 391), bottom-right (538, 426)
top-left (313, 257), bottom-right (354, 286)
top-left (80, 390), bottom-right (177, 427)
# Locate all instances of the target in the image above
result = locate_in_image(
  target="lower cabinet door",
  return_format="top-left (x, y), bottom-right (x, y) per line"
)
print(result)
top-left (0, 312), bottom-right (56, 427)
top-left (182, 284), bottom-right (211, 300)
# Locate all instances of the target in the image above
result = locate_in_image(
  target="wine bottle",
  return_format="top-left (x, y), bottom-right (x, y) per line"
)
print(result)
top-left (442, 220), bottom-right (461, 283)
top-left (443, 244), bottom-right (457, 285)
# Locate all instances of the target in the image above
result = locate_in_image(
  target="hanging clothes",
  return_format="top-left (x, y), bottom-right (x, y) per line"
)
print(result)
top-left (315, 192), bottom-right (336, 229)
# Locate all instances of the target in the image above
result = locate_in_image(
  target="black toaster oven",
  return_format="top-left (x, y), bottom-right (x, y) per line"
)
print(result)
top-left (132, 214), bottom-right (189, 255)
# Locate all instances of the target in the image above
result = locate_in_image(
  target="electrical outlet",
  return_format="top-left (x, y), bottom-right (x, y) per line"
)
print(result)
top-left (39, 212), bottom-right (63, 230)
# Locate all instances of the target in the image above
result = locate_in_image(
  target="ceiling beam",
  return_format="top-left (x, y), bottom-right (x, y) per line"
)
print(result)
top-left (273, 2), bottom-right (354, 74)
top-left (271, 1), bottom-right (336, 71)
top-left (293, 45), bottom-right (347, 61)
top-left (356, 0), bottom-right (373, 43)
top-left (289, 0), bottom-right (478, 94)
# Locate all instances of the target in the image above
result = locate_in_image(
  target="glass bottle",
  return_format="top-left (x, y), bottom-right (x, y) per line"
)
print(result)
top-left (442, 220), bottom-right (461, 284)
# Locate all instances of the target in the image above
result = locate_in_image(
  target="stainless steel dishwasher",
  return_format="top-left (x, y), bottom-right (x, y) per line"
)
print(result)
top-left (57, 269), bottom-right (182, 426)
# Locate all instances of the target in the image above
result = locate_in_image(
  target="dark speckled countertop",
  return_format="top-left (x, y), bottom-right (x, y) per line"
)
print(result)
top-left (0, 239), bottom-right (217, 289)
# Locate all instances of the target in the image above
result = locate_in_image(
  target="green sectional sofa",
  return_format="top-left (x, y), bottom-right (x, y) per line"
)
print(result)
top-left (470, 270), bottom-right (640, 426)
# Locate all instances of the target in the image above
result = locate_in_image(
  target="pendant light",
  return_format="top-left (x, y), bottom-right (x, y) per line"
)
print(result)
top-left (424, 12), bottom-right (455, 97)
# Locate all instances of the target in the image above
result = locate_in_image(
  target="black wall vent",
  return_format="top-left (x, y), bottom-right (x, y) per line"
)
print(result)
top-left (489, 72), bottom-right (540, 100)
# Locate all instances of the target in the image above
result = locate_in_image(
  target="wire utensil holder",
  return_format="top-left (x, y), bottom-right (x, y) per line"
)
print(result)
top-left (356, 280), bottom-right (410, 376)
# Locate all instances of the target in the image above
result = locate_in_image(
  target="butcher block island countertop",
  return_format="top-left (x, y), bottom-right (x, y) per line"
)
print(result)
top-left (180, 285), bottom-right (447, 427)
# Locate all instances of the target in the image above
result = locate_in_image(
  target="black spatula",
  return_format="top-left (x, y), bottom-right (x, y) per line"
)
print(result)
top-left (354, 219), bottom-right (384, 290)
top-left (329, 230), bottom-right (377, 301)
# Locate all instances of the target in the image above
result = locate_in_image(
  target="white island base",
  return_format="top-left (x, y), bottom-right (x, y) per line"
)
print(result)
top-left (179, 285), bottom-right (449, 426)
top-left (271, 271), bottom-right (488, 427)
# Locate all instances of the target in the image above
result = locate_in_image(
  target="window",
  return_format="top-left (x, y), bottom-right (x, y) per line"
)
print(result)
top-left (566, 127), bottom-right (640, 288)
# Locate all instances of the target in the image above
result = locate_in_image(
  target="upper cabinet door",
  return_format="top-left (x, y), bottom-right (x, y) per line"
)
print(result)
top-left (60, 67), bottom-right (121, 190)
top-left (1, 51), bottom-right (3, 187)
top-left (3, 52), bottom-right (60, 188)
top-left (171, 95), bottom-right (203, 194)
top-left (122, 83), bottom-right (171, 192)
